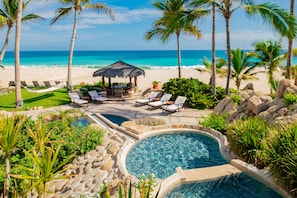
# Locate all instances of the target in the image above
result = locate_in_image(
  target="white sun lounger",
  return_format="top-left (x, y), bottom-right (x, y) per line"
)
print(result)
top-left (148, 93), bottom-right (172, 109)
top-left (135, 91), bottom-right (159, 105)
top-left (69, 92), bottom-right (88, 107)
top-left (162, 96), bottom-right (187, 113)
top-left (88, 90), bottom-right (108, 103)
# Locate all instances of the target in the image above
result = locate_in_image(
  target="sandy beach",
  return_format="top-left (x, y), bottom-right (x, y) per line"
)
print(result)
top-left (0, 67), bottom-right (282, 94)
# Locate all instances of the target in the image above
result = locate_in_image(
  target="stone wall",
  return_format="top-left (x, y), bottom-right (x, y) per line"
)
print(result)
top-left (213, 79), bottom-right (297, 125)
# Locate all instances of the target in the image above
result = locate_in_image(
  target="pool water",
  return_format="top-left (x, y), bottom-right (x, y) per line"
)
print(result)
top-left (73, 117), bottom-right (90, 127)
top-left (164, 173), bottom-right (283, 198)
top-left (101, 114), bottom-right (129, 125)
top-left (126, 132), bottom-right (228, 179)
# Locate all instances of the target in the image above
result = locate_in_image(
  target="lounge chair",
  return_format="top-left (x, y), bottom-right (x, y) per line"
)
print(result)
top-left (9, 81), bottom-right (15, 87)
top-left (162, 96), bottom-right (187, 113)
top-left (88, 90), bottom-right (108, 103)
top-left (68, 92), bottom-right (88, 107)
top-left (135, 91), bottom-right (158, 105)
top-left (21, 81), bottom-right (29, 87)
top-left (148, 93), bottom-right (172, 109)
top-left (33, 81), bottom-right (42, 87)
top-left (44, 81), bottom-right (52, 87)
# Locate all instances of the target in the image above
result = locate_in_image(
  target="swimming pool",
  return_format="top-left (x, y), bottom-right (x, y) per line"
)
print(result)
top-left (126, 132), bottom-right (228, 179)
top-left (164, 173), bottom-right (283, 198)
top-left (73, 117), bottom-right (90, 127)
top-left (101, 114), bottom-right (129, 125)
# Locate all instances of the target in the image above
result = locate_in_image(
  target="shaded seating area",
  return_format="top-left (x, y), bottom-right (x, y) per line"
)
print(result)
top-left (135, 91), bottom-right (159, 106)
top-left (88, 90), bottom-right (108, 103)
top-left (93, 60), bottom-right (145, 97)
top-left (68, 92), bottom-right (88, 107)
top-left (162, 96), bottom-right (187, 113)
top-left (148, 93), bottom-right (172, 109)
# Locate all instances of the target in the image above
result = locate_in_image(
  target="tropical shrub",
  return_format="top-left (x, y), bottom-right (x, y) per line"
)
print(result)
top-left (199, 113), bottom-right (227, 134)
top-left (0, 111), bottom-right (105, 196)
top-left (162, 78), bottom-right (225, 109)
top-left (227, 117), bottom-right (269, 168)
top-left (283, 92), bottom-right (297, 106)
top-left (264, 123), bottom-right (297, 196)
top-left (230, 94), bottom-right (241, 105)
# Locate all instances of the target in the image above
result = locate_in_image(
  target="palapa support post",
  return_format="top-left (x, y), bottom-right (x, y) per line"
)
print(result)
top-left (129, 77), bottom-right (132, 91)
top-left (102, 76), bottom-right (105, 90)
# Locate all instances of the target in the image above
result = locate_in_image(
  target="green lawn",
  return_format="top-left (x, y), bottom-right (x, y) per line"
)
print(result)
top-left (0, 88), bottom-right (70, 111)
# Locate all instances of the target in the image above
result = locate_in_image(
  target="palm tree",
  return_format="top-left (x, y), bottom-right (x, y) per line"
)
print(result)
top-left (15, 0), bottom-right (23, 108)
top-left (230, 48), bottom-right (263, 90)
top-left (145, 0), bottom-right (208, 78)
top-left (0, 114), bottom-right (26, 198)
top-left (251, 40), bottom-right (286, 94)
top-left (197, 56), bottom-right (226, 84)
top-left (51, 0), bottom-right (115, 91)
top-left (285, 0), bottom-right (295, 79)
top-left (0, 0), bottom-right (43, 64)
top-left (191, 0), bottom-right (297, 95)
top-left (190, 0), bottom-right (217, 94)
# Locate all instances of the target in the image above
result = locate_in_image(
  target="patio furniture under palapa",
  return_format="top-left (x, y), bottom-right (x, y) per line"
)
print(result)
top-left (93, 60), bottom-right (145, 95)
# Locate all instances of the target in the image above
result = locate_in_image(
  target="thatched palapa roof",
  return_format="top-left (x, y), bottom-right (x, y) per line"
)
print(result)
top-left (93, 60), bottom-right (145, 78)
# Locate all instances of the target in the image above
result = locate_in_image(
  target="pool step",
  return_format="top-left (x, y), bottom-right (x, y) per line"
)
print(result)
top-left (158, 164), bottom-right (242, 197)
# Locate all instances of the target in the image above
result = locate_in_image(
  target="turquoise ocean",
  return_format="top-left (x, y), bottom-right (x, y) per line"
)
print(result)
top-left (2, 50), bottom-right (297, 68)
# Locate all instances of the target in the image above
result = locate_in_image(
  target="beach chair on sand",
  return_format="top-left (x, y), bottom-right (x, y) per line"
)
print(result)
top-left (32, 81), bottom-right (42, 87)
top-left (68, 92), bottom-right (88, 107)
top-left (135, 91), bottom-right (158, 106)
top-left (88, 90), bottom-right (108, 103)
top-left (148, 93), bottom-right (172, 109)
top-left (44, 81), bottom-right (52, 87)
top-left (162, 96), bottom-right (187, 113)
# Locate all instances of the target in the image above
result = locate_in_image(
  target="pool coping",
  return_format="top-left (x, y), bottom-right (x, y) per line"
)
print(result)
top-left (87, 113), bottom-right (292, 198)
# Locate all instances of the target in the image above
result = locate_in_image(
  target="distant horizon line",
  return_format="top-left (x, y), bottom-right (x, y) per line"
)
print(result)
top-left (6, 49), bottom-right (259, 52)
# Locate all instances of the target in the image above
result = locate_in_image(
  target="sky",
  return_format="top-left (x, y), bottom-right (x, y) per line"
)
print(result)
top-left (0, 0), bottom-right (296, 51)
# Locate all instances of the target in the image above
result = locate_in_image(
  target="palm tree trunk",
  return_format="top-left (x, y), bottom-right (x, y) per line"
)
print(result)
top-left (176, 32), bottom-right (181, 78)
top-left (67, 10), bottom-right (78, 91)
top-left (211, 2), bottom-right (216, 95)
top-left (225, 16), bottom-right (231, 95)
top-left (15, 0), bottom-right (23, 108)
top-left (4, 157), bottom-right (10, 198)
top-left (285, 0), bottom-right (294, 79)
top-left (0, 27), bottom-right (12, 63)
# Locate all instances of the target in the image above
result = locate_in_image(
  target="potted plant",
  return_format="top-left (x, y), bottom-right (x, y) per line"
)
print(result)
top-left (152, 81), bottom-right (160, 89)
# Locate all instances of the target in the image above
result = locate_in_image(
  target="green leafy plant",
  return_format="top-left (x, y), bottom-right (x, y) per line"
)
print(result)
top-left (264, 123), bottom-right (297, 197)
top-left (230, 94), bottom-right (241, 105)
top-left (227, 117), bottom-right (269, 168)
top-left (162, 78), bottom-right (225, 110)
top-left (283, 92), bottom-right (297, 105)
top-left (199, 113), bottom-right (227, 134)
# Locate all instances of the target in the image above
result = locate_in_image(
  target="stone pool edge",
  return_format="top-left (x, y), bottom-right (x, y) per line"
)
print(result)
top-left (88, 114), bottom-right (291, 198)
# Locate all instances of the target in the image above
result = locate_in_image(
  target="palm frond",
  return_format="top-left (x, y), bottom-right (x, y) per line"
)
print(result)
top-left (244, 2), bottom-right (297, 39)
top-left (22, 13), bottom-right (44, 23)
top-left (85, 3), bottom-right (115, 21)
top-left (50, 7), bottom-right (72, 25)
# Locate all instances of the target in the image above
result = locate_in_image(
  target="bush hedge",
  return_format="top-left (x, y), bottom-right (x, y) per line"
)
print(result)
top-left (162, 78), bottom-right (225, 109)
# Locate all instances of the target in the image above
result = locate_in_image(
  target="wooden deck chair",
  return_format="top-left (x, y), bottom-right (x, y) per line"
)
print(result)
top-left (9, 81), bottom-right (15, 87)
top-left (148, 93), bottom-right (172, 109)
top-left (162, 96), bottom-right (187, 113)
top-left (44, 81), bottom-right (52, 87)
top-left (32, 81), bottom-right (41, 87)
